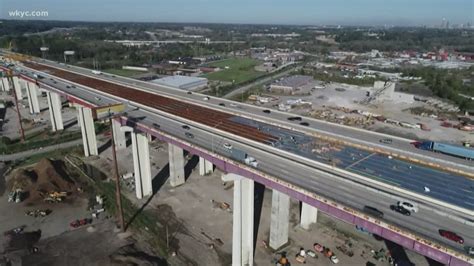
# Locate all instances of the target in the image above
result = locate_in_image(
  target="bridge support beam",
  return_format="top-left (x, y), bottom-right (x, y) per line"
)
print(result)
top-left (269, 190), bottom-right (290, 250)
top-left (25, 82), bottom-right (40, 114)
top-left (1, 78), bottom-right (10, 92)
top-left (46, 91), bottom-right (64, 131)
top-left (131, 132), bottom-right (152, 199)
top-left (222, 173), bottom-right (254, 266)
top-left (77, 106), bottom-right (98, 157)
top-left (12, 77), bottom-right (22, 100)
top-left (199, 157), bottom-right (213, 176)
top-left (112, 119), bottom-right (126, 150)
top-left (169, 143), bottom-right (185, 187)
top-left (300, 202), bottom-right (318, 230)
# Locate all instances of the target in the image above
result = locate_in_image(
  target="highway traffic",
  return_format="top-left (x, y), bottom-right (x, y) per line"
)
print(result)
top-left (4, 56), bottom-right (474, 257)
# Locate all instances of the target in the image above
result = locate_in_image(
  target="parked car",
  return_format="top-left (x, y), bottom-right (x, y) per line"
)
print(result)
top-left (390, 205), bottom-right (411, 216)
top-left (363, 206), bottom-right (384, 218)
top-left (223, 143), bottom-right (233, 150)
top-left (330, 255), bottom-right (340, 264)
top-left (439, 230), bottom-right (464, 244)
top-left (397, 201), bottom-right (418, 213)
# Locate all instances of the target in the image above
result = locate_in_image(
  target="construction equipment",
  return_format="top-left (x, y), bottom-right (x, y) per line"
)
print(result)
top-left (42, 191), bottom-right (67, 203)
top-left (25, 209), bottom-right (51, 218)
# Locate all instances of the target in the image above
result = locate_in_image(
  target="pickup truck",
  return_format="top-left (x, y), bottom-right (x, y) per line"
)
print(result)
top-left (244, 156), bottom-right (258, 167)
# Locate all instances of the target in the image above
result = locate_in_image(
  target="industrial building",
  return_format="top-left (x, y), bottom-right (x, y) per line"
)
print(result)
top-left (150, 75), bottom-right (208, 91)
top-left (270, 75), bottom-right (314, 95)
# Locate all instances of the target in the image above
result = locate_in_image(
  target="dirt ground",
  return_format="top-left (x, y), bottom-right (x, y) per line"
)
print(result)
top-left (89, 139), bottom-right (433, 266)
top-left (0, 158), bottom-right (166, 266)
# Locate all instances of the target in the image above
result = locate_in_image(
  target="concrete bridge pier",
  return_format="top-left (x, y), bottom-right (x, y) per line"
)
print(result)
top-left (25, 81), bottom-right (40, 114)
top-left (169, 143), bottom-right (185, 187)
top-left (269, 190), bottom-right (290, 250)
top-left (46, 91), bottom-right (64, 131)
top-left (12, 77), bottom-right (22, 100)
top-left (1, 78), bottom-right (10, 92)
top-left (131, 131), bottom-right (152, 199)
top-left (300, 202), bottom-right (318, 230)
top-left (222, 173), bottom-right (254, 266)
top-left (112, 119), bottom-right (126, 150)
top-left (198, 157), bottom-right (213, 176)
top-left (77, 106), bottom-right (98, 157)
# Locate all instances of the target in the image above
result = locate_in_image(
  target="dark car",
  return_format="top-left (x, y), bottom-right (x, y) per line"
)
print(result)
top-left (439, 230), bottom-right (464, 244)
top-left (379, 138), bottom-right (393, 144)
top-left (219, 103), bottom-right (225, 106)
top-left (152, 123), bottom-right (160, 129)
top-left (288, 116), bottom-right (302, 121)
top-left (363, 206), bottom-right (384, 218)
top-left (187, 91), bottom-right (192, 95)
top-left (263, 109), bottom-right (271, 114)
top-left (182, 125), bottom-right (190, 130)
top-left (300, 122), bottom-right (310, 126)
top-left (390, 205), bottom-right (411, 216)
top-left (185, 132), bottom-right (194, 139)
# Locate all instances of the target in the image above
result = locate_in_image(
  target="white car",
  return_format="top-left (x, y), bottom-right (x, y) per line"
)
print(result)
top-left (397, 201), bottom-right (418, 213)
top-left (223, 143), bottom-right (233, 150)
top-left (203, 96), bottom-right (210, 101)
top-left (330, 255), bottom-right (339, 264)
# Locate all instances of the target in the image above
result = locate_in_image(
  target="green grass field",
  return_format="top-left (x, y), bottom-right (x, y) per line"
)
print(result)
top-left (204, 58), bottom-right (264, 84)
top-left (103, 68), bottom-right (146, 77)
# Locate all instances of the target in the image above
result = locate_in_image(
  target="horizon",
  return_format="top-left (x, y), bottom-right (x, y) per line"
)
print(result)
top-left (1, 0), bottom-right (473, 26)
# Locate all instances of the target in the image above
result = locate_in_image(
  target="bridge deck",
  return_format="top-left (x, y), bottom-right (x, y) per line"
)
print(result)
top-left (24, 61), bottom-right (474, 210)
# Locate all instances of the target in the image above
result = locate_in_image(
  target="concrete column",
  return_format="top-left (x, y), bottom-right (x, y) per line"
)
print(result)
top-left (222, 173), bottom-right (254, 266)
top-left (169, 143), bottom-right (185, 187)
top-left (112, 119), bottom-right (126, 150)
top-left (12, 77), bottom-right (22, 100)
top-left (77, 106), bottom-right (98, 157)
top-left (269, 190), bottom-right (290, 250)
top-left (25, 82), bottom-right (40, 114)
top-left (46, 91), bottom-right (64, 131)
top-left (300, 202), bottom-right (318, 230)
top-left (1, 78), bottom-right (10, 92)
top-left (131, 132), bottom-right (152, 199)
top-left (199, 157), bottom-right (213, 176)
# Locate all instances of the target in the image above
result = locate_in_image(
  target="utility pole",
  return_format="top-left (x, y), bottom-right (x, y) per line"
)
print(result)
top-left (109, 115), bottom-right (125, 232)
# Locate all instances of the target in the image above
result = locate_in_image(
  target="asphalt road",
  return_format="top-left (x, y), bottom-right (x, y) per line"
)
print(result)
top-left (40, 60), bottom-right (473, 172)
top-left (20, 59), bottom-right (474, 211)
top-left (0, 139), bottom-right (83, 162)
top-left (8, 58), bottom-right (474, 255)
top-left (129, 108), bottom-right (474, 252)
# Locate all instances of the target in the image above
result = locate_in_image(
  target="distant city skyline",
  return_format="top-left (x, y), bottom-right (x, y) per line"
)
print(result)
top-left (1, 0), bottom-right (473, 26)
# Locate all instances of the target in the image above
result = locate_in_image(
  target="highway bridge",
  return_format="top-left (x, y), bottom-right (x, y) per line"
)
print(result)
top-left (1, 52), bottom-right (473, 266)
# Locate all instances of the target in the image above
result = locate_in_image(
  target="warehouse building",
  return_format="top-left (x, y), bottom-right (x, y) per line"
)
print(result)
top-left (270, 75), bottom-right (314, 95)
top-left (151, 75), bottom-right (208, 91)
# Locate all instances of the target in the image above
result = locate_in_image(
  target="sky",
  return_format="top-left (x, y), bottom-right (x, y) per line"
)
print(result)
top-left (1, 0), bottom-right (473, 26)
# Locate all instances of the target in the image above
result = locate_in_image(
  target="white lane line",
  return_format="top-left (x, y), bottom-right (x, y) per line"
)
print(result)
top-left (346, 152), bottom-right (377, 169)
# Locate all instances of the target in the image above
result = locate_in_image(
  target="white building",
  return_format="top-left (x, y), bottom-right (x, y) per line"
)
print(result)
top-left (150, 76), bottom-right (208, 91)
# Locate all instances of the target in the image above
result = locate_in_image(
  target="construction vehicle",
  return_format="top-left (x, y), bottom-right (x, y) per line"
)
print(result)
top-left (42, 191), bottom-right (67, 203)
top-left (25, 209), bottom-right (51, 218)
top-left (8, 189), bottom-right (23, 203)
